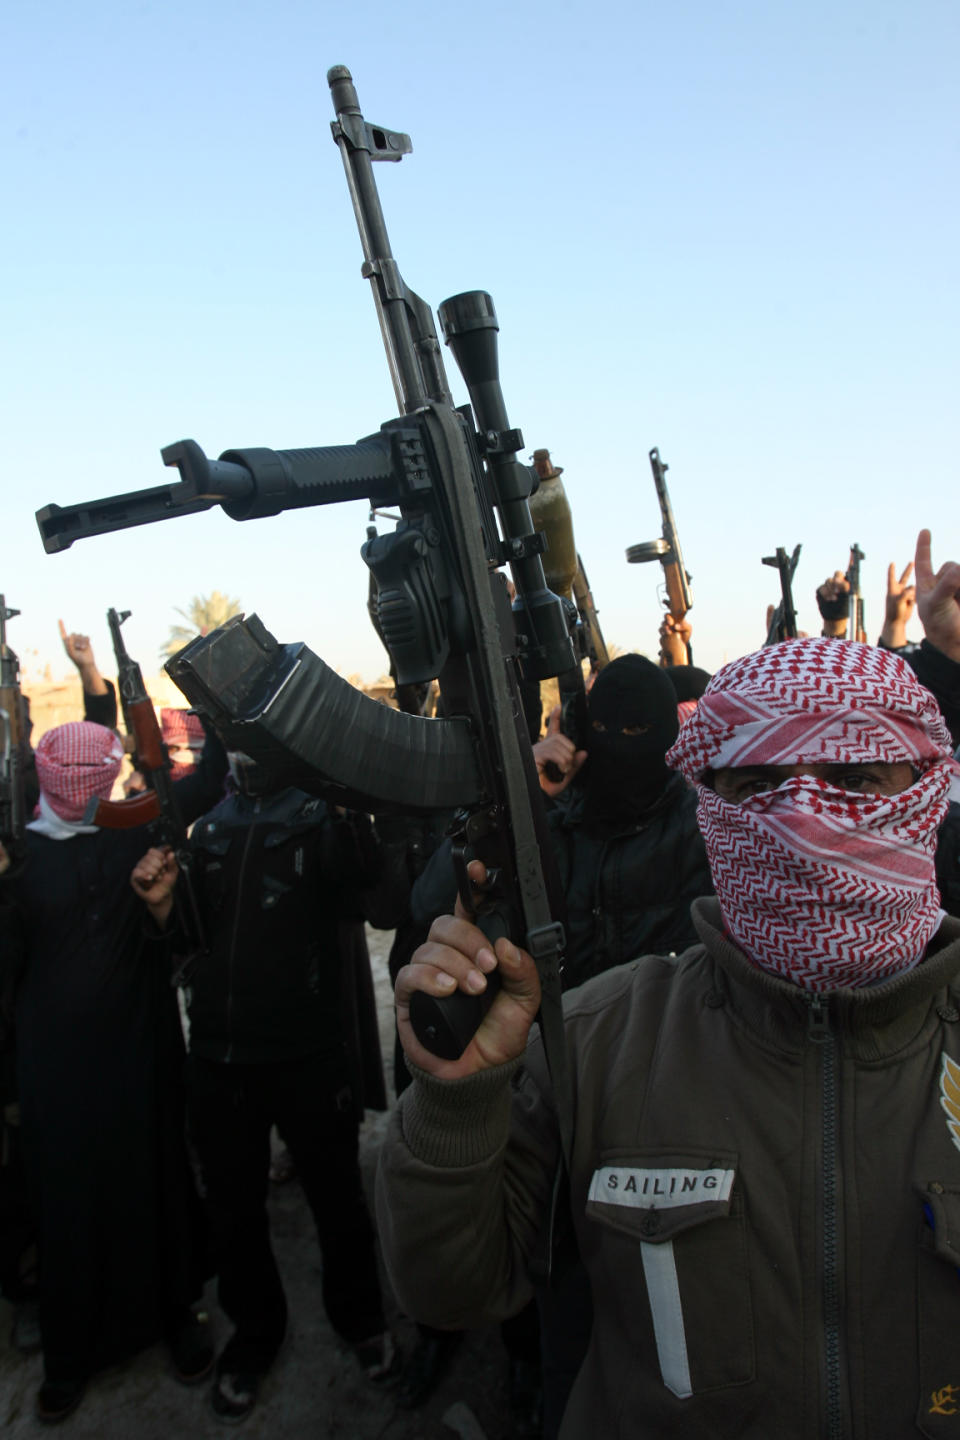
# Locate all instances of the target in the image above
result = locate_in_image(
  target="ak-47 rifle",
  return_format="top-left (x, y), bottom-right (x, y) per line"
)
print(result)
top-left (85, 608), bottom-right (208, 982)
top-left (763, 545), bottom-right (802, 645)
top-left (0, 598), bottom-right (27, 862)
top-left (35, 66), bottom-right (574, 1147)
top-left (847, 543), bottom-right (866, 644)
top-left (626, 447), bottom-right (693, 663)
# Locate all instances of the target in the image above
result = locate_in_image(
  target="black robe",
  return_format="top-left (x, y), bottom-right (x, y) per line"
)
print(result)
top-left (11, 824), bottom-right (208, 1382)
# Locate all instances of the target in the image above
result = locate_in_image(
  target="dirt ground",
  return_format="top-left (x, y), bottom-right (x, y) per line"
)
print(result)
top-left (0, 927), bottom-right (524, 1440)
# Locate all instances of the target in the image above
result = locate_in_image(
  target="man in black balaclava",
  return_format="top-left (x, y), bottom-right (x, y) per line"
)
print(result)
top-left (579, 655), bottom-right (680, 828)
top-left (661, 662), bottom-right (712, 707)
top-left (533, 654), bottom-right (713, 988)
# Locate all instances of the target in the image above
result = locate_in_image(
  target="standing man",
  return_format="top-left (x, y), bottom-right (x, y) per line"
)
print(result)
top-left (135, 755), bottom-right (401, 1423)
top-left (377, 634), bottom-right (960, 1439)
top-left (7, 722), bottom-right (212, 1424)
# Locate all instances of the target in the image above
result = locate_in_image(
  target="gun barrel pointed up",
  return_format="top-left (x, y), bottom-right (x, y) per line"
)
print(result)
top-left (762, 544), bottom-right (802, 644)
top-left (626, 447), bottom-right (693, 662)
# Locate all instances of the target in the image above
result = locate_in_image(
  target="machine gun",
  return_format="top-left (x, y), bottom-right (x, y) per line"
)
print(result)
top-left (83, 608), bottom-right (208, 982)
top-left (763, 545), bottom-right (802, 645)
top-left (35, 67), bottom-right (575, 1139)
top-left (847, 543), bottom-right (866, 644)
top-left (0, 597), bottom-right (27, 862)
top-left (626, 447), bottom-right (693, 663)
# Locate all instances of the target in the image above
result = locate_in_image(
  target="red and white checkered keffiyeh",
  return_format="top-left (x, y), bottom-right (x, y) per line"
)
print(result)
top-left (34, 721), bottom-right (124, 823)
top-left (160, 708), bottom-right (205, 754)
top-left (666, 639), bottom-right (955, 989)
top-left (676, 699), bottom-right (698, 727)
top-left (161, 707), bottom-right (205, 780)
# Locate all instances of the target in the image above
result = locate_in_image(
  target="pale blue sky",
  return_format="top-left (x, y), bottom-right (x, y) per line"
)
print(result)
top-left (3, 0), bottom-right (957, 685)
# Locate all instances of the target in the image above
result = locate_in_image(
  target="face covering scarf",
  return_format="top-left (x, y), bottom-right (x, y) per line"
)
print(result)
top-left (28, 721), bottom-right (124, 840)
top-left (666, 638), bottom-right (955, 989)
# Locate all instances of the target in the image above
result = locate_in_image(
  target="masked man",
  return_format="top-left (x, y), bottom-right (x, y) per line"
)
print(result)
top-left (377, 638), bottom-right (960, 1440)
top-left (413, 654), bottom-right (713, 994)
top-left (134, 751), bottom-right (406, 1424)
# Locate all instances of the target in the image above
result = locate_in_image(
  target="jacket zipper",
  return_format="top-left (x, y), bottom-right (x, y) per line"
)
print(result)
top-left (224, 800), bottom-right (258, 1062)
top-left (807, 993), bottom-right (844, 1440)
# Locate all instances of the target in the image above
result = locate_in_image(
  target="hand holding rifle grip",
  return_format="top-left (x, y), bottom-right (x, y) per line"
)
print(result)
top-left (407, 847), bottom-right (506, 1061)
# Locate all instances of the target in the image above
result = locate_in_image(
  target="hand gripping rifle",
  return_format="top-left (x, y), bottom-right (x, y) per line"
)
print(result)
top-left (0, 598), bottom-right (27, 862)
top-left (84, 608), bottom-right (208, 982)
top-left (35, 67), bottom-right (574, 1152)
top-left (762, 544), bottom-right (802, 645)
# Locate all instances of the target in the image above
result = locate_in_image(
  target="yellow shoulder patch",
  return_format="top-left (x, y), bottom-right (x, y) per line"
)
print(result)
top-left (939, 1053), bottom-right (960, 1155)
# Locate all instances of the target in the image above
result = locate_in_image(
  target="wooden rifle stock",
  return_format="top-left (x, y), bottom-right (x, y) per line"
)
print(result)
top-left (85, 791), bottom-right (161, 828)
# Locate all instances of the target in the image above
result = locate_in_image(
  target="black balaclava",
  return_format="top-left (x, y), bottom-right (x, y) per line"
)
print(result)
top-left (662, 665), bottom-right (712, 704)
top-left (581, 654), bottom-right (680, 830)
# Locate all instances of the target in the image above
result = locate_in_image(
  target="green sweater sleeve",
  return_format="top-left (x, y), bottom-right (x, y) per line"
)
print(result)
top-left (374, 1056), bottom-right (559, 1329)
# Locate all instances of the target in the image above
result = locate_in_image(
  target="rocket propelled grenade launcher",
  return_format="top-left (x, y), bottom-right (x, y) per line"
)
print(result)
top-left (627, 447), bottom-right (693, 663)
top-left (34, 67), bottom-right (575, 1139)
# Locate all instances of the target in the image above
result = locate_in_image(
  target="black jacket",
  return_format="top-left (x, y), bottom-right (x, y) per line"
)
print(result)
top-left (410, 774), bottom-right (714, 991)
top-left (186, 787), bottom-right (393, 1069)
top-left (547, 772), bottom-right (714, 987)
top-left (887, 638), bottom-right (960, 746)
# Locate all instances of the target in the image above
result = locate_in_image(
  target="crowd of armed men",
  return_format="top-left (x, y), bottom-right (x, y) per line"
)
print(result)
top-left (1, 512), bottom-right (959, 1440)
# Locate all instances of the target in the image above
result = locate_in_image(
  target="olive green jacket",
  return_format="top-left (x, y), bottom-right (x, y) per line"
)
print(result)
top-left (376, 899), bottom-right (960, 1439)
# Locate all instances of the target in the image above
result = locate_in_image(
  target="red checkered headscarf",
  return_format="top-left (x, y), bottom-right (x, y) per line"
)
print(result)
top-left (667, 639), bottom-right (954, 989)
top-left (161, 708), bottom-right (205, 780)
top-left (34, 721), bottom-right (124, 823)
top-left (161, 708), bottom-right (205, 754)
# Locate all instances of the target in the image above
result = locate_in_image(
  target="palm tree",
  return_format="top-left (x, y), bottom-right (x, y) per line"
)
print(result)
top-left (161, 590), bottom-right (242, 660)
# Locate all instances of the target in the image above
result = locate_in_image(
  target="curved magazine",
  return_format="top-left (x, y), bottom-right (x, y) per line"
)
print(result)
top-left (166, 615), bottom-right (484, 814)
